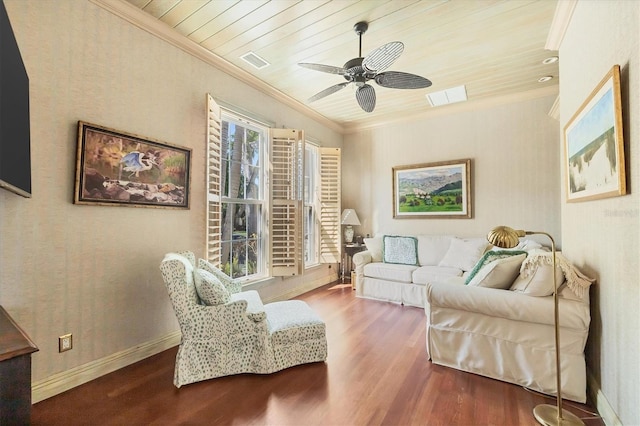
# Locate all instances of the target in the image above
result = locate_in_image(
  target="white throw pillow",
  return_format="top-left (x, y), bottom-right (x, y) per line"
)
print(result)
top-left (193, 268), bottom-right (230, 305)
top-left (364, 237), bottom-right (383, 262)
top-left (467, 253), bottom-right (526, 289)
top-left (383, 235), bottom-right (419, 265)
top-left (510, 263), bottom-right (565, 296)
top-left (416, 235), bottom-right (453, 266)
top-left (438, 237), bottom-right (490, 271)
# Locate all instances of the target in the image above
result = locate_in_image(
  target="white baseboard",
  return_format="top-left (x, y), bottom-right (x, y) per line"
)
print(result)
top-left (587, 371), bottom-right (622, 426)
top-left (32, 331), bottom-right (181, 404)
top-left (263, 272), bottom-right (339, 303)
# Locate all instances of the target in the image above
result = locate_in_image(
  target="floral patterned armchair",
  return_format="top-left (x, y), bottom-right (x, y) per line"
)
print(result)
top-left (160, 251), bottom-right (328, 387)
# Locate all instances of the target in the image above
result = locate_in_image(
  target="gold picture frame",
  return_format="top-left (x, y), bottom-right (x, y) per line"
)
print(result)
top-left (564, 65), bottom-right (626, 202)
top-left (74, 121), bottom-right (191, 209)
top-left (392, 159), bottom-right (472, 219)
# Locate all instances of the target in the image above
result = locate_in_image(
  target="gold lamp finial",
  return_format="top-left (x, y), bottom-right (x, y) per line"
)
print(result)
top-left (486, 225), bottom-right (525, 249)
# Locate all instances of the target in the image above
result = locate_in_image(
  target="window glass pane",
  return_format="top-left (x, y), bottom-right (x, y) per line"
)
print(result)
top-left (217, 112), bottom-right (266, 282)
top-left (245, 165), bottom-right (260, 199)
top-left (232, 204), bottom-right (247, 238)
top-left (245, 129), bottom-right (261, 167)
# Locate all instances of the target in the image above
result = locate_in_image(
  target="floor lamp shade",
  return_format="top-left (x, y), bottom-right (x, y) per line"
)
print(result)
top-left (486, 226), bottom-right (584, 426)
top-left (341, 209), bottom-right (360, 243)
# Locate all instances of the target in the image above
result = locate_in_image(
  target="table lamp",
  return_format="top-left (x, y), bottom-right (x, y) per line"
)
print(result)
top-left (340, 209), bottom-right (360, 243)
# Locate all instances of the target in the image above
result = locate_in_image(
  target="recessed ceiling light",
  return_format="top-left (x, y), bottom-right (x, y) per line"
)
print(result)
top-left (240, 52), bottom-right (270, 70)
top-left (542, 56), bottom-right (559, 65)
top-left (538, 76), bottom-right (553, 83)
top-left (426, 85), bottom-right (467, 107)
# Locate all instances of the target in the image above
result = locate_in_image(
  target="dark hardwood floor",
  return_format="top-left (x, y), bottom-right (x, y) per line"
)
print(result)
top-left (32, 282), bottom-right (603, 425)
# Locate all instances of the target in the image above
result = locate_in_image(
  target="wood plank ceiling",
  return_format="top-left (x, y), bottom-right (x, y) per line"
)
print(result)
top-left (122, 0), bottom-right (559, 132)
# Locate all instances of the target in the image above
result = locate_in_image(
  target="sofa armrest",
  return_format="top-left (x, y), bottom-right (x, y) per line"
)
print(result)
top-left (425, 282), bottom-right (590, 331)
top-left (353, 251), bottom-right (372, 294)
top-left (353, 250), bottom-right (372, 267)
top-left (229, 290), bottom-right (267, 322)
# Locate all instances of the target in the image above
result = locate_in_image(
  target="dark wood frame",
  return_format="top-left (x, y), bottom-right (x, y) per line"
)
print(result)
top-left (74, 121), bottom-right (191, 209)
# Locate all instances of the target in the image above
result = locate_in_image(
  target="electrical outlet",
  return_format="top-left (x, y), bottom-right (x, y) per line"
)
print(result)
top-left (59, 334), bottom-right (73, 352)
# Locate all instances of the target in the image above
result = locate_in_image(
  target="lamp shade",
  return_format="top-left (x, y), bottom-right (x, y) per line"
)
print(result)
top-left (340, 209), bottom-right (361, 226)
top-left (487, 226), bottom-right (525, 249)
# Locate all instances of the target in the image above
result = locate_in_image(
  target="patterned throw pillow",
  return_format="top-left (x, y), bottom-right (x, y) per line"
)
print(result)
top-left (465, 250), bottom-right (527, 284)
top-left (193, 268), bottom-right (231, 306)
top-left (382, 235), bottom-right (419, 265)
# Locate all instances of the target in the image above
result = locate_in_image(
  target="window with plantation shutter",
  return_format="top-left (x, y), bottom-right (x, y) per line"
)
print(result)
top-left (206, 95), bottom-right (341, 282)
top-left (319, 147), bottom-right (341, 263)
top-left (269, 129), bottom-right (304, 276)
top-left (205, 94), bottom-right (222, 266)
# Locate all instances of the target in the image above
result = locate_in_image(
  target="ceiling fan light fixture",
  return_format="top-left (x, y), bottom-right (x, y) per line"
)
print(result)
top-left (426, 85), bottom-right (467, 107)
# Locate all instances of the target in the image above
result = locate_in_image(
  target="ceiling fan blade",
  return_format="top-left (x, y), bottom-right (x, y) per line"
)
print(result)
top-left (355, 84), bottom-right (376, 113)
top-left (308, 82), bottom-right (350, 102)
top-left (298, 62), bottom-right (347, 75)
top-left (362, 41), bottom-right (404, 73)
top-left (375, 71), bottom-right (432, 89)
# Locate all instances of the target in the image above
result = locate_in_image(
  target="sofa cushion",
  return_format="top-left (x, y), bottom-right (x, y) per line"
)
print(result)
top-left (416, 235), bottom-right (454, 266)
top-left (193, 268), bottom-right (231, 305)
top-left (438, 237), bottom-right (490, 271)
top-left (510, 261), bottom-right (565, 296)
top-left (467, 253), bottom-right (527, 289)
top-left (364, 237), bottom-right (383, 262)
top-left (465, 250), bottom-right (527, 284)
top-left (412, 265), bottom-right (463, 285)
top-left (383, 235), bottom-right (419, 265)
top-left (364, 262), bottom-right (418, 283)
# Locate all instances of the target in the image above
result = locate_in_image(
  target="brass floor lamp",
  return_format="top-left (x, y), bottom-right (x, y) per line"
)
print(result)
top-left (487, 226), bottom-right (584, 426)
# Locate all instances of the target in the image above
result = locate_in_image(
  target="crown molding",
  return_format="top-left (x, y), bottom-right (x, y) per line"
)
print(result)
top-left (545, 0), bottom-right (577, 50)
top-left (89, 0), bottom-right (344, 135)
top-left (343, 85), bottom-right (559, 134)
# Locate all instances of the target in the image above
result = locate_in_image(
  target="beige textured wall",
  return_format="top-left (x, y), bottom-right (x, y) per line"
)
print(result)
top-left (342, 95), bottom-right (561, 242)
top-left (0, 0), bottom-right (340, 384)
top-left (559, 1), bottom-right (639, 424)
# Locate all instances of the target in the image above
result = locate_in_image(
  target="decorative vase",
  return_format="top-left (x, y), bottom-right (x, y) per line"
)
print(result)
top-left (344, 226), bottom-right (354, 243)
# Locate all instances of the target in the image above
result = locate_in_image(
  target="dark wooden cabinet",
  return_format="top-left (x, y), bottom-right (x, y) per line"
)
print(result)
top-left (0, 306), bottom-right (38, 425)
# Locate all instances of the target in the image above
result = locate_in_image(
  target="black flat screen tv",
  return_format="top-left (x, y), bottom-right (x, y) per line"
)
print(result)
top-left (0, 0), bottom-right (31, 198)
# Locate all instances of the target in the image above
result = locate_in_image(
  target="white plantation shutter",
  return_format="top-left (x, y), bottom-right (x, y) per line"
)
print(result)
top-left (270, 129), bottom-right (304, 276)
top-left (205, 94), bottom-right (222, 266)
top-left (319, 147), bottom-right (341, 263)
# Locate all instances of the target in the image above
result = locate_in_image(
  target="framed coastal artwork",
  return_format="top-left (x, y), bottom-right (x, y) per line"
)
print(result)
top-left (392, 159), bottom-right (471, 219)
top-left (74, 121), bottom-right (191, 208)
top-left (564, 65), bottom-right (626, 202)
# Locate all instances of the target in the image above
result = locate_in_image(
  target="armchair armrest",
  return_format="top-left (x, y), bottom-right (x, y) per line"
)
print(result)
top-left (425, 282), bottom-right (589, 331)
top-left (229, 290), bottom-right (267, 322)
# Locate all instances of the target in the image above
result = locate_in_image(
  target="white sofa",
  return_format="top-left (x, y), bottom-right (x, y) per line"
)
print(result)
top-left (353, 235), bottom-right (491, 307)
top-left (353, 234), bottom-right (593, 403)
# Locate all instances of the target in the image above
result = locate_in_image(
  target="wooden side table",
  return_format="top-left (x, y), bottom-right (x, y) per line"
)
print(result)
top-left (0, 306), bottom-right (38, 425)
top-left (341, 243), bottom-right (366, 287)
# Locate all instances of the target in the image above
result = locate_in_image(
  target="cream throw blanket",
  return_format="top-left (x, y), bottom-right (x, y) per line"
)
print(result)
top-left (521, 251), bottom-right (595, 298)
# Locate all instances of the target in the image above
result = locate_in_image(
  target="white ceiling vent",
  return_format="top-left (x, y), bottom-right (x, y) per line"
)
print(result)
top-left (240, 51), bottom-right (270, 70)
top-left (426, 85), bottom-right (468, 107)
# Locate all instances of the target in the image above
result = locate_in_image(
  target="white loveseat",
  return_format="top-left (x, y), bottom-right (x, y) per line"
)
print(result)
top-left (353, 235), bottom-right (492, 307)
top-left (353, 234), bottom-right (593, 403)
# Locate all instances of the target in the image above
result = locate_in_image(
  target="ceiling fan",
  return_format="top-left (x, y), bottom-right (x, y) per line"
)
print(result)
top-left (299, 21), bottom-right (432, 113)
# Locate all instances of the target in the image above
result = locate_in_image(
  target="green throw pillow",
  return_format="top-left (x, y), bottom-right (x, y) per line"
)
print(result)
top-left (465, 250), bottom-right (527, 285)
top-left (382, 235), bottom-right (419, 265)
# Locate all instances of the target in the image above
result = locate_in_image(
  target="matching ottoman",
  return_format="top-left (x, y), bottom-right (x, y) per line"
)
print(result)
top-left (264, 300), bottom-right (328, 371)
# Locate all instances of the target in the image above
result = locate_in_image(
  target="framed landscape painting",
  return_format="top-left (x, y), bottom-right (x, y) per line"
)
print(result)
top-left (564, 65), bottom-right (626, 202)
top-left (393, 159), bottom-right (471, 219)
top-left (74, 121), bottom-right (191, 208)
